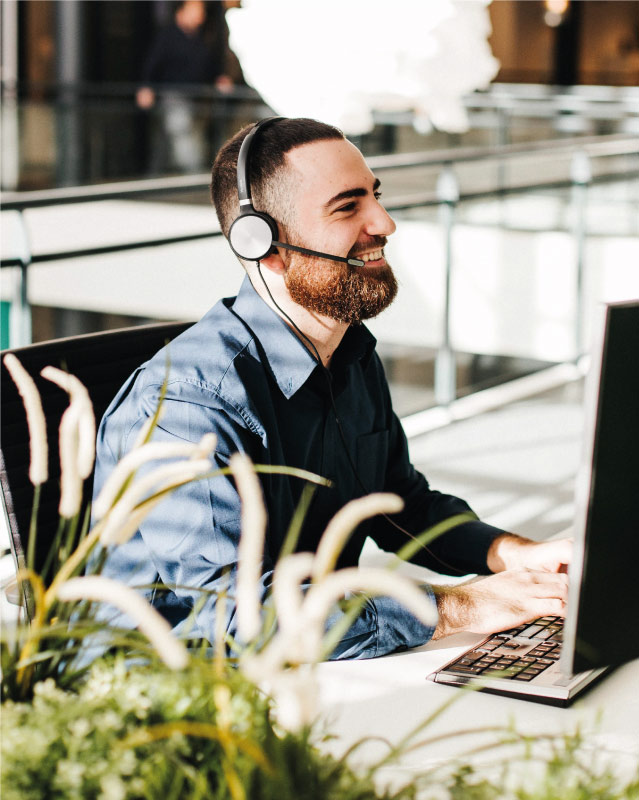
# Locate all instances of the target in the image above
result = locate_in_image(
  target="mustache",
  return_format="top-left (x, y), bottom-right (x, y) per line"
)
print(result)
top-left (349, 237), bottom-right (388, 258)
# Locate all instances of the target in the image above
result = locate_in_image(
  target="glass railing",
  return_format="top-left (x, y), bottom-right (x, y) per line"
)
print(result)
top-left (2, 81), bottom-right (637, 190)
top-left (1, 133), bottom-right (638, 419)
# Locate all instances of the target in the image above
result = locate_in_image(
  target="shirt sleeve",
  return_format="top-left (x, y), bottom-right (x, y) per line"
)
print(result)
top-left (326, 587), bottom-right (437, 660)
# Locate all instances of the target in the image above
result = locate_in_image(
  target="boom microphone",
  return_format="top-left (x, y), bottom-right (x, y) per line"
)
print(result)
top-left (272, 240), bottom-right (365, 267)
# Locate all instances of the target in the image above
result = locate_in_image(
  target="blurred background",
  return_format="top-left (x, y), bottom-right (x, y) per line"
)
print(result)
top-left (1, 0), bottom-right (638, 416)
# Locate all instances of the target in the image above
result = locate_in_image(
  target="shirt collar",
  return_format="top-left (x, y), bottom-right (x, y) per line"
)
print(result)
top-left (230, 275), bottom-right (376, 399)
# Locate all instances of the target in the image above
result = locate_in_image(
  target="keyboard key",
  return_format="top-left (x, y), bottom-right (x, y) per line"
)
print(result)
top-left (447, 665), bottom-right (484, 675)
top-left (520, 624), bottom-right (546, 638)
top-left (462, 650), bottom-right (485, 661)
top-left (483, 669), bottom-right (510, 677)
top-left (513, 672), bottom-right (537, 681)
top-left (499, 626), bottom-right (527, 636)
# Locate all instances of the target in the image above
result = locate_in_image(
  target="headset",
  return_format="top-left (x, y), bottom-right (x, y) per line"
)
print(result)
top-left (227, 116), bottom-right (365, 267)
top-left (228, 116), bottom-right (467, 576)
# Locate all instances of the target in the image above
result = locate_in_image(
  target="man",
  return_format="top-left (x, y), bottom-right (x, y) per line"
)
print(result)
top-left (136, 0), bottom-right (240, 173)
top-left (94, 117), bottom-right (569, 658)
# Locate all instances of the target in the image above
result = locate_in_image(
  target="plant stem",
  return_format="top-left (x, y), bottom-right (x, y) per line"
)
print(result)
top-left (26, 483), bottom-right (41, 572)
top-left (15, 569), bottom-right (45, 695)
top-left (44, 521), bottom-right (105, 611)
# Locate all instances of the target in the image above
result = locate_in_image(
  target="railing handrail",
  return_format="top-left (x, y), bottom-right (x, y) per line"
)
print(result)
top-left (3, 78), bottom-right (638, 102)
top-left (0, 79), bottom-right (262, 99)
top-left (2, 133), bottom-right (637, 212)
top-left (2, 167), bottom-right (636, 270)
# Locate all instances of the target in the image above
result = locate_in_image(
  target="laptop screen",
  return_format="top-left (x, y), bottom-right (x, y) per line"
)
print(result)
top-left (563, 300), bottom-right (639, 675)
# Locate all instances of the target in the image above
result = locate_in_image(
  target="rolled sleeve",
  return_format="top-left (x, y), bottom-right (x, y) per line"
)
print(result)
top-left (327, 584), bottom-right (438, 661)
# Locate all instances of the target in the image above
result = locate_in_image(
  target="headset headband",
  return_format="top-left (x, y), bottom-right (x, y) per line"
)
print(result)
top-left (236, 117), bottom-right (285, 208)
top-left (228, 116), bottom-right (366, 267)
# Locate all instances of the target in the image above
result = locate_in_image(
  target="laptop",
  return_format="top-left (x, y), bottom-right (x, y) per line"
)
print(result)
top-left (429, 299), bottom-right (639, 706)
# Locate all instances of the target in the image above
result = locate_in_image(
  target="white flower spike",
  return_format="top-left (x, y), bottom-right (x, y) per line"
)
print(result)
top-left (313, 493), bottom-right (404, 581)
top-left (304, 567), bottom-right (437, 630)
top-left (93, 436), bottom-right (216, 521)
top-left (41, 366), bottom-right (96, 480)
top-left (99, 459), bottom-right (212, 546)
top-left (3, 354), bottom-right (48, 485)
top-left (56, 575), bottom-right (189, 669)
top-left (58, 403), bottom-right (83, 518)
top-left (231, 452), bottom-right (267, 643)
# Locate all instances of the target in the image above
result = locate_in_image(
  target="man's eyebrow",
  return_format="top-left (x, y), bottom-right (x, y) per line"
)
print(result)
top-left (324, 177), bottom-right (381, 210)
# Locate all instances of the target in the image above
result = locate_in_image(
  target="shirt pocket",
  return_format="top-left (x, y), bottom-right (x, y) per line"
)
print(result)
top-left (356, 430), bottom-right (389, 494)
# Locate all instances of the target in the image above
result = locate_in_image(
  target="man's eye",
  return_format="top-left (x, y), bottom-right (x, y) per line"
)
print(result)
top-left (374, 191), bottom-right (382, 200)
top-left (337, 202), bottom-right (356, 213)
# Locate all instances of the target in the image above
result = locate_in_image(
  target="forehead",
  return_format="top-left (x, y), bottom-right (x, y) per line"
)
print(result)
top-left (284, 139), bottom-right (375, 211)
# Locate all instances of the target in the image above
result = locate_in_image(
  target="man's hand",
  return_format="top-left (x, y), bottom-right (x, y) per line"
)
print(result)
top-left (432, 568), bottom-right (569, 640)
top-left (487, 533), bottom-right (572, 574)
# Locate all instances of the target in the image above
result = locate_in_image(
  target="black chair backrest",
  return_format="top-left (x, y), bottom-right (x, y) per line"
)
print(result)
top-left (1, 321), bottom-right (193, 582)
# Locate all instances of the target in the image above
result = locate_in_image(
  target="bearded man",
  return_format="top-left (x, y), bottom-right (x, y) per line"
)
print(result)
top-left (93, 117), bottom-right (570, 657)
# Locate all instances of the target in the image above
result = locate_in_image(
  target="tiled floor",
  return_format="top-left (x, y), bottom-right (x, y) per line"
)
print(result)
top-left (408, 380), bottom-right (585, 542)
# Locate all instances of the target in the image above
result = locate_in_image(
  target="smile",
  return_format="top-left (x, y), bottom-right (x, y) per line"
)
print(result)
top-left (356, 248), bottom-right (384, 264)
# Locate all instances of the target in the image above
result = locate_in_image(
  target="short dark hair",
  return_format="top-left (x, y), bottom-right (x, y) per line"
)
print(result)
top-left (210, 118), bottom-right (344, 247)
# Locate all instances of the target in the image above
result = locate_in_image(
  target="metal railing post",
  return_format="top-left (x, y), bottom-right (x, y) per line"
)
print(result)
top-left (435, 164), bottom-right (460, 406)
top-left (8, 212), bottom-right (33, 347)
top-left (571, 150), bottom-right (591, 360)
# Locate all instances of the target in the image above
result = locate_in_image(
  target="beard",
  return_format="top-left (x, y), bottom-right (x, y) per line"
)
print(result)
top-left (283, 243), bottom-right (398, 325)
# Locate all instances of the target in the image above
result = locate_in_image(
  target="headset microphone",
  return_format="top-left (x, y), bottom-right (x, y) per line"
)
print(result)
top-left (271, 240), bottom-right (365, 267)
top-left (228, 117), bottom-right (365, 268)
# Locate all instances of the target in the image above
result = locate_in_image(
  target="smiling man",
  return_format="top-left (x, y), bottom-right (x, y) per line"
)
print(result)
top-left (93, 117), bottom-right (570, 658)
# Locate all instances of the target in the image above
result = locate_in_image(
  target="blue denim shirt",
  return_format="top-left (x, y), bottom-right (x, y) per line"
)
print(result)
top-left (93, 275), bottom-right (504, 659)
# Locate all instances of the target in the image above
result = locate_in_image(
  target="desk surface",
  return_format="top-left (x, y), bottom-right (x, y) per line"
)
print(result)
top-left (315, 631), bottom-right (639, 786)
top-left (314, 540), bottom-right (639, 787)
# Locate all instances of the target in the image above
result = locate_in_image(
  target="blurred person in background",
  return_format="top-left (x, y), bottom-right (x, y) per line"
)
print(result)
top-left (136, 0), bottom-right (244, 173)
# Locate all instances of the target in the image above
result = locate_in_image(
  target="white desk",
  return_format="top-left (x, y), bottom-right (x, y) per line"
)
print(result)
top-left (315, 632), bottom-right (639, 790)
top-left (314, 542), bottom-right (639, 791)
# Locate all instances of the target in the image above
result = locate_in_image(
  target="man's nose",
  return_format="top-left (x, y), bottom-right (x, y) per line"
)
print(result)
top-left (364, 202), bottom-right (396, 237)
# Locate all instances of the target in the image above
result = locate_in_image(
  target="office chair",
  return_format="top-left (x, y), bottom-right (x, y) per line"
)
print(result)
top-left (0, 321), bottom-right (193, 612)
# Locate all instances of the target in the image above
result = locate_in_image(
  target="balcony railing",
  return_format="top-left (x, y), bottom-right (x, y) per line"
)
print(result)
top-left (2, 133), bottom-right (638, 409)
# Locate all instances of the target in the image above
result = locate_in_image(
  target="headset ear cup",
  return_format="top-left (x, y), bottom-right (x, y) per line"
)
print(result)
top-left (228, 211), bottom-right (278, 261)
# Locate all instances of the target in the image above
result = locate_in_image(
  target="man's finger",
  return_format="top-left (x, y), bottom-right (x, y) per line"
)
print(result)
top-left (533, 597), bottom-right (566, 617)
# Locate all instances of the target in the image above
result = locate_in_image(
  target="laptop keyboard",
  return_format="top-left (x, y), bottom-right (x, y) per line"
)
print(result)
top-left (443, 616), bottom-right (564, 682)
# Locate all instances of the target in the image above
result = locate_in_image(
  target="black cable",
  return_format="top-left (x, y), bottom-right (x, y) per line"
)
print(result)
top-left (254, 263), bottom-right (468, 575)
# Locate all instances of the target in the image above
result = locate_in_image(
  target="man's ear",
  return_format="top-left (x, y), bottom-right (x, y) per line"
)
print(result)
top-left (259, 247), bottom-right (286, 275)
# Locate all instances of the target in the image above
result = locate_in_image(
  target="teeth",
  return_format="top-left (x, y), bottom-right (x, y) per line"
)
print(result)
top-left (360, 249), bottom-right (382, 263)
